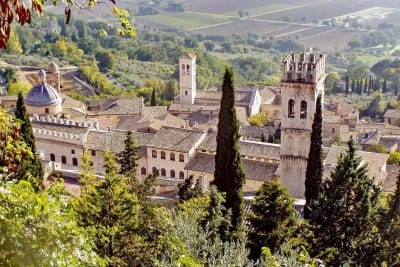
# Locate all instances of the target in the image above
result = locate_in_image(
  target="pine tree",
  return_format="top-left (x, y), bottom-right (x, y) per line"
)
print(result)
top-left (351, 79), bottom-right (355, 94)
top-left (364, 77), bottom-right (368, 94)
top-left (117, 131), bottom-right (139, 179)
top-left (151, 88), bottom-right (157, 106)
top-left (213, 67), bottom-right (246, 239)
top-left (310, 137), bottom-right (381, 266)
top-left (304, 94), bottom-right (323, 220)
top-left (14, 92), bottom-right (43, 190)
top-left (248, 180), bottom-right (301, 260)
top-left (383, 79), bottom-right (387, 94)
top-left (345, 75), bottom-right (349, 94)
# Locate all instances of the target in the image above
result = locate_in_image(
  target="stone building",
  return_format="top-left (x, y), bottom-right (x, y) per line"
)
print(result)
top-left (279, 50), bottom-right (326, 198)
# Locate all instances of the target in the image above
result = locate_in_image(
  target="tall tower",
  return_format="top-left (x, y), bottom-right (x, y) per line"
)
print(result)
top-left (279, 50), bottom-right (326, 198)
top-left (179, 53), bottom-right (196, 105)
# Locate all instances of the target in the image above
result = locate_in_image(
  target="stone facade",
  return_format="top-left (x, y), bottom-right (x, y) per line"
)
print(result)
top-left (179, 54), bottom-right (196, 105)
top-left (280, 51), bottom-right (326, 198)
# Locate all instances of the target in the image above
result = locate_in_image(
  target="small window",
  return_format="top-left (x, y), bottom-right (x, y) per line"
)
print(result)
top-left (179, 154), bottom-right (184, 162)
top-left (185, 91), bottom-right (188, 96)
top-left (186, 64), bottom-right (190, 75)
top-left (45, 108), bottom-right (49, 114)
top-left (91, 150), bottom-right (96, 156)
top-left (50, 153), bottom-right (55, 161)
top-left (179, 171), bottom-right (184, 179)
top-left (161, 151), bottom-right (166, 159)
top-left (161, 168), bottom-right (166, 176)
top-left (141, 167), bottom-right (146, 175)
top-left (332, 128), bottom-right (336, 134)
top-left (152, 167), bottom-right (157, 174)
top-left (170, 170), bottom-right (175, 178)
top-left (181, 64), bottom-right (185, 74)
top-left (71, 149), bottom-right (75, 154)
top-left (170, 153), bottom-right (175, 161)
top-left (152, 150), bottom-right (157, 158)
top-left (288, 99), bottom-right (295, 118)
top-left (300, 101), bottom-right (307, 119)
top-left (61, 156), bottom-right (67, 164)
top-left (72, 158), bottom-right (78, 166)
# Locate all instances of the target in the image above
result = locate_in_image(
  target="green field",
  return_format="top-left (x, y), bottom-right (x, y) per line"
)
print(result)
top-left (224, 4), bottom-right (293, 17)
top-left (143, 12), bottom-right (235, 30)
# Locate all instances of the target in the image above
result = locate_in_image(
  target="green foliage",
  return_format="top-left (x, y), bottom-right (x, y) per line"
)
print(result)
top-left (367, 143), bottom-right (388, 153)
top-left (14, 93), bottom-right (43, 190)
top-left (248, 180), bottom-right (304, 259)
top-left (6, 81), bottom-right (31, 95)
top-left (178, 175), bottom-right (203, 202)
top-left (95, 50), bottom-right (115, 71)
top-left (151, 88), bottom-right (157, 106)
top-left (387, 151), bottom-right (400, 165)
top-left (362, 92), bottom-right (386, 118)
top-left (0, 180), bottom-right (104, 266)
top-left (117, 131), bottom-right (139, 180)
top-left (247, 111), bottom-right (268, 126)
top-left (213, 67), bottom-right (246, 239)
top-left (304, 95), bottom-right (323, 219)
top-left (310, 138), bottom-right (382, 266)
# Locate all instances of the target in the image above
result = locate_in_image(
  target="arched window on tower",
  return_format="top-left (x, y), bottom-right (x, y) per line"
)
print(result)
top-left (181, 64), bottom-right (185, 75)
top-left (288, 99), bottom-right (295, 118)
top-left (300, 101), bottom-right (307, 119)
top-left (186, 64), bottom-right (190, 75)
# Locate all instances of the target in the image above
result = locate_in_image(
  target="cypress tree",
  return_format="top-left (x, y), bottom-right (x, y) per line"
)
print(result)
top-left (351, 79), bottom-right (355, 94)
top-left (364, 77), bottom-right (368, 94)
top-left (14, 92), bottom-right (43, 190)
top-left (383, 79), bottom-right (387, 94)
top-left (117, 131), bottom-right (139, 179)
top-left (310, 137), bottom-right (381, 266)
top-left (304, 94), bottom-right (323, 220)
top-left (150, 88), bottom-right (156, 106)
top-left (213, 67), bottom-right (246, 239)
top-left (178, 175), bottom-right (203, 202)
top-left (345, 75), bottom-right (349, 94)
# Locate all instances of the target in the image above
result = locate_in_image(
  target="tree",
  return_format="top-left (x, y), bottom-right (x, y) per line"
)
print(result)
top-left (6, 81), bottom-right (31, 95)
top-left (304, 94), bottom-right (323, 220)
top-left (213, 67), bottom-right (246, 239)
top-left (0, 180), bottom-right (104, 266)
top-left (248, 180), bottom-right (302, 260)
top-left (73, 151), bottom-right (141, 265)
top-left (310, 138), bottom-right (381, 266)
top-left (178, 175), bottom-right (203, 202)
top-left (150, 88), bottom-right (157, 106)
top-left (117, 131), bottom-right (139, 180)
top-left (95, 50), bottom-right (115, 71)
top-left (0, 0), bottom-right (135, 49)
top-left (14, 92), bottom-right (43, 190)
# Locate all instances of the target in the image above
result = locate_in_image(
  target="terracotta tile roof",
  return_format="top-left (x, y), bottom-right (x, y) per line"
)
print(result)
top-left (143, 106), bottom-right (168, 117)
top-left (86, 130), bottom-right (154, 153)
top-left (146, 126), bottom-right (206, 152)
top-left (185, 152), bottom-right (278, 181)
top-left (32, 120), bottom-right (89, 135)
top-left (95, 97), bottom-right (144, 115)
top-left (384, 109), bottom-right (400, 119)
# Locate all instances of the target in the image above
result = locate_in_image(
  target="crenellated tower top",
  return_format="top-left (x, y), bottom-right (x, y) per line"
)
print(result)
top-left (281, 49), bottom-right (326, 84)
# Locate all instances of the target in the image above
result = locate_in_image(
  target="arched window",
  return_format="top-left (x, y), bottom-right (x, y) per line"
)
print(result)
top-left (179, 154), bottom-right (184, 162)
top-left (170, 153), bottom-right (175, 161)
top-left (141, 167), bottom-right (147, 175)
top-left (288, 99), bottom-right (295, 118)
top-left (152, 167), bottom-right (157, 174)
top-left (50, 153), bottom-right (55, 161)
top-left (161, 168), bottom-right (166, 176)
top-left (170, 170), bottom-right (175, 178)
top-left (300, 100), bottom-right (307, 119)
top-left (61, 156), bottom-right (67, 164)
top-left (179, 171), bottom-right (184, 179)
top-left (72, 158), bottom-right (78, 166)
top-left (152, 150), bottom-right (157, 158)
top-left (181, 64), bottom-right (185, 74)
top-left (161, 151), bottom-right (166, 159)
top-left (186, 64), bottom-right (190, 75)
top-left (45, 108), bottom-right (49, 114)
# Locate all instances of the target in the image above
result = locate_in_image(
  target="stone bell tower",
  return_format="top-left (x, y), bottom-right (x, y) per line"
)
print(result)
top-left (179, 53), bottom-right (196, 105)
top-left (279, 49), bottom-right (326, 198)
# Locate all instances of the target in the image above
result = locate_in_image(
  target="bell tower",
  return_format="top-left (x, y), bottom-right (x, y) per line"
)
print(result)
top-left (279, 50), bottom-right (326, 198)
top-left (179, 53), bottom-right (196, 105)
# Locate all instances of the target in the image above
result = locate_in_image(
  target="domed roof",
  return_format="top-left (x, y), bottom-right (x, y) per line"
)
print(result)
top-left (48, 62), bottom-right (59, 73)
top-left (25, 82), bottom-right (62, 107)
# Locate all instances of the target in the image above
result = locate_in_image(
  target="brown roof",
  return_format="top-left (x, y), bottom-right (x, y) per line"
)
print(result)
top-left (62, 96), bottom-right (84, 110)
top-left (32, 120), bottom-right (89, 135)
top-left (185, 152), bottom-right (278, 181)
top-left (384, 109), bottom-right (400, 119)
top-left (86, 130), bottom-right (154, 153)
top-left (146, 126), bottom-right (206, 152)
top-left (95, 97), bottom-right (144, 115)
top-left (143, 106), bottom-right (168, 117)
top-left (180, 53), bottom-right (196, 59)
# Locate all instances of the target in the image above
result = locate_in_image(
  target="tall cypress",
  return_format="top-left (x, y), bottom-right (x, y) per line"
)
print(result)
top-left (117, 131), bottom-right (139, 179)
top-left (304, 94), bottom-right (323, 220)
top-left (150, 88), bottom-right (156, 106)
top-left (14, 92), bottom-right (43, 190)
top-left (213, 67), bottom-right (246, 238)
top-left (345, 75), bottom-right (349, 94)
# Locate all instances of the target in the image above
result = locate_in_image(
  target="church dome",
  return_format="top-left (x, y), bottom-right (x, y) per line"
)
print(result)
top-left (25, 82), bottom-right (62, 107)
top-left (48, 62), bottom-right (59, 74)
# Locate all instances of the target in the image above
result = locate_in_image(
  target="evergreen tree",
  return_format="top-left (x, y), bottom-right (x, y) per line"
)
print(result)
top-left (364, 77), bottom-right (368, 94)
top-left (248, 180), bottom-right (302, 260)
top-left (369, 75), bottom-right (373, 90)
top-left (304, 94), bottom-right (323, 220)
top-left (383, 79), bottom-right (387, 94)
top-left (213, 67), bottom-right (246, 239)
top-left (117, 131), bottom-right (139, 179)
top-left (151, 88), bottom-right (157, 106)
top-left (345, 75), bottom-right (349, 94)
top-left (14, 92), bottom-right (43, 190)
top-left (351, 79), bottom-right (355, 94)
top-left (310, 138), bottom-right (381, 266)
top-left (178, 175), bottom-right (203, 202)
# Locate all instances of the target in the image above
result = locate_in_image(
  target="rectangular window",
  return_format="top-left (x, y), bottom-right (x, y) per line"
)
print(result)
top-left (91, 150), bottom-right (96, 156)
